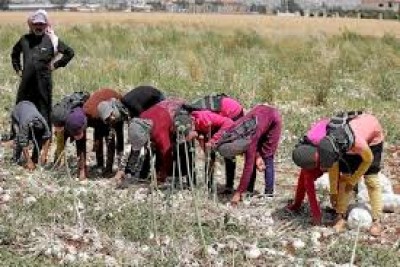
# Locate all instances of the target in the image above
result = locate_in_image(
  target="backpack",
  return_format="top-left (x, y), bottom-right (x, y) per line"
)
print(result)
top-left (326, 111), bottom-right (363, 153)
top-left (185, 93), bottom-right (227, 112)
top-left (216, 116), bottom-right (258, 148)
top-left (52, 92), bottom-right (90, 126)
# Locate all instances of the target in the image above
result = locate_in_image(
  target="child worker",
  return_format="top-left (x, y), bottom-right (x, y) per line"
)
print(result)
top-left (10, 101), bottom-right (52, 171)
top-left (215, 104), bottom-right (282, 205)
top-left (288, 118), bottom-right (333, 225)
top-left (291, 112), bottom-right (384, 236)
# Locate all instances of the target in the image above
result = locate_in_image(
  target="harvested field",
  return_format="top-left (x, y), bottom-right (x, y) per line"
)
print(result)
top-left (0, 12), bottom-right (399, 266)
top-left (1, 12), bottom-right (400, 38)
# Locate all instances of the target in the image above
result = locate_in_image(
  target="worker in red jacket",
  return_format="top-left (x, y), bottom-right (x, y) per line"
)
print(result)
top-left (114, 99), bottom-right (193, 187)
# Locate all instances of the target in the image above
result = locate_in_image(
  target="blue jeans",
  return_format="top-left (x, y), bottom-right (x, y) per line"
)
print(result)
top-left (247, 155), bottom-right (275, 195)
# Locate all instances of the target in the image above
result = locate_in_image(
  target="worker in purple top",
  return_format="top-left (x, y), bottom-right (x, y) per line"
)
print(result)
top-left (216, 104), bottom-right (282, 205)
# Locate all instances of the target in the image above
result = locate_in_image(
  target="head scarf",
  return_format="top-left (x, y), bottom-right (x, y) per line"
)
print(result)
top-left (27, 9), bottom-right (59, 53)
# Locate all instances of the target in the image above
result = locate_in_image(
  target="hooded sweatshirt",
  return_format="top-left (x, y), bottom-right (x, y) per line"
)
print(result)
top-left (191, 110), bottom-right (234, 145)
top-left (235, 105), bottom-right (282, 194)
top-left (11, 101), bottom-right (51, 148)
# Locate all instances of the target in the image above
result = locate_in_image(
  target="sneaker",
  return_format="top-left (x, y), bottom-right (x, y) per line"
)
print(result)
top-left (369, 221), bottom-right (382, 237)
top-left (264, 188), bottom-right (274, 196)
top-left (333, 217), bottom-right (346, 233)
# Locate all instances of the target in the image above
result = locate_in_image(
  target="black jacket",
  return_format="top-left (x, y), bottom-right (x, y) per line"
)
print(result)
top-left (121, 85), bottom-right (165, 117)
top-left (11, 33), bottom-right (74, 73)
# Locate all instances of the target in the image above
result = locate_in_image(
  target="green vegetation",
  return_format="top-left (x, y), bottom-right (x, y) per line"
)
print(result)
top-left (1, 24), bottom-right (399, 149)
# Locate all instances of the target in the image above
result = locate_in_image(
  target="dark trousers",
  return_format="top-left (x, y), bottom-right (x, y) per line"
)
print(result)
top-left (12, 123), bottom-right (44, 164)
top-left (91, 119), bottom-right (124, 170)
top-left (206, 151), bottom-right (236, 189)
top-left (16, 67), bottom-right (52, 127)
top-left (246, 155), bottom-right (275, 194)
top-left (125, 148), bottom-right (151, 179)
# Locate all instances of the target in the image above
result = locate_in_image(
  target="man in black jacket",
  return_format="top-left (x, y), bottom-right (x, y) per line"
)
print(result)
top-left (11, 10), bottom-right (74, 126)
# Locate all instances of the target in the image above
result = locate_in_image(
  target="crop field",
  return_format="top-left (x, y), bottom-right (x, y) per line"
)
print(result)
top-left (0, 12), bottom-right (399, 266)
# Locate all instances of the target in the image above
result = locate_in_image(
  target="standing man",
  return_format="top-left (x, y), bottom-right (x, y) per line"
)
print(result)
top-left (11, 9), bottom-right (74, 125)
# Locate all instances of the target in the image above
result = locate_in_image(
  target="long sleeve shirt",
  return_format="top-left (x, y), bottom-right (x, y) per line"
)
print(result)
top-left (11, 33), bottom-right (74, 73)
top-left (236, 105), bottom-right (282, 193)
top-left (191, 110), bottom-right (234, 145)
top-left (11, 101), bottom-right (51, 148)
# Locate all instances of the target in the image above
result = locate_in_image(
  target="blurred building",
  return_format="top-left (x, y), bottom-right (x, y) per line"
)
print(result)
top-left (3, 0), bottom-right (400, 15)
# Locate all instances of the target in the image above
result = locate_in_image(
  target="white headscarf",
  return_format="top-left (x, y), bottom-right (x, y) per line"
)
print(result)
top-left (28, 9), bottom-right (59, 54)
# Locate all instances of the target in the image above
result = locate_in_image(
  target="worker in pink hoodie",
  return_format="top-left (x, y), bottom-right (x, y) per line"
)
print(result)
top-left (190, 110), bottom-right (235, 190)
top-left (184, 94), bottom-right (243, 193)
top-left (184, 93), bottom-right (244, 121)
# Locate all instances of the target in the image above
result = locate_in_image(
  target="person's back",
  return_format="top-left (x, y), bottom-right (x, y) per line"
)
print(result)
top-left (235, 104), bottom-right (281, 158)
top-left (348, 114), bottom-right (384, 154)
top-left (12, 101), bottom-right (44, 127)
top-left (12, 101), bottom-right (51, 146)
top-left (52, 91), bottom-right (90, 127)
top-left (184, 94), bottom-right (243, 121)
top-left (121, 85), bottom-right (165, 117)
top-left (219, 96), bottom-right (243, 121)
top-left (140, 99), bottom-right (184, 182)
top-left (83, 88), bottom-right (122, 119)
top-left (11, 101), bottom-right (51, 168)
top-left (191, 110), bottom-right (234, 145)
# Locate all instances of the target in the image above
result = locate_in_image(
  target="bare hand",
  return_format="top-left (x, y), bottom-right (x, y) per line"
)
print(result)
top-left (186, 131), bottom-right (198, 141)
top-left (255, 156), bottom-right (265, 172)
top-left (114, 170), bottom-right (124, 183)
top-left (205, 142), bottom-right (215, 150)
top-left (25, 161), bottom-right (36, 171)
top-left (230, 192), bottom-right (242, 207)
